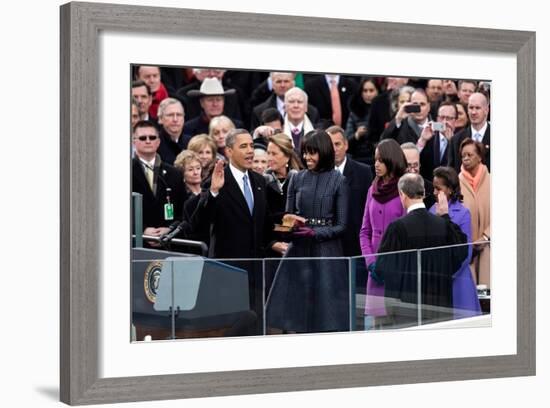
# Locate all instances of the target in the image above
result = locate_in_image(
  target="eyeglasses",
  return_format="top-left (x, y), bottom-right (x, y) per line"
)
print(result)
top-left (136, 135), bottom-right (158, 142)
top-left (163, 112), bottom-right (184, 119)
top-left (407, 162), bottom-right (420, 169)
top-left (437, 115), bottom-right (456, 121)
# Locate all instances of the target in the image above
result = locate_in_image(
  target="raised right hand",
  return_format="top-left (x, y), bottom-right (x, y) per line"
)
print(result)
top-left (209, 160), bottom-right (225, 194)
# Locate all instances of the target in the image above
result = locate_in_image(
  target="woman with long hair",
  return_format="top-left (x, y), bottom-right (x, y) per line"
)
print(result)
top-left (267, 130), bottom-right (349, 333)
top-left (359, 138), bottom-right (407, 329)
top-left (346, 77), bottom-right (380, 166)
top-left (430, 166), bottom-right (481, 318)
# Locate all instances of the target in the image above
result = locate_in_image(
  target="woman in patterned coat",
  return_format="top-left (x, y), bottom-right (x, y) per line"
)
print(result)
top-left (266, 130), bottom-right (350, 333)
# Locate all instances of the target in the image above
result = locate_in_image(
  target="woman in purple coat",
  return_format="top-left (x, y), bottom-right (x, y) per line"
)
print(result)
top-left (430, 166), bottom-right (481, 318)
top-left (359, 139), bottom-right (407, 329)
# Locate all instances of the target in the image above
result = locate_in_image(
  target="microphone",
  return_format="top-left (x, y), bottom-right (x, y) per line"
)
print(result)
top-left (160, 220), bottom-right (189, 243)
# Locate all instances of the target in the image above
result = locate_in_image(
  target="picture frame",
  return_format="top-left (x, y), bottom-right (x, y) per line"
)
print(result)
top-left (60, 1), bottom-right (535, 405)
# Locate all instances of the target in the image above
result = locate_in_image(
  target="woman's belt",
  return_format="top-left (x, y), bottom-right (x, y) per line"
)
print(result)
top-left (305, 218), bottom-right (333, 226)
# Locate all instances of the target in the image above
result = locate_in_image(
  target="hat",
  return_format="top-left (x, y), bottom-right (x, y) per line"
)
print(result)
top-left (187, 78), bottom-right (236, 97)
top-left (254, 141), bottom-right (267, 151)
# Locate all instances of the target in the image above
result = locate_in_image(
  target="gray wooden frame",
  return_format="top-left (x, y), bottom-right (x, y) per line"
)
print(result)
top-left (60, 2), bottom-right (535, 405)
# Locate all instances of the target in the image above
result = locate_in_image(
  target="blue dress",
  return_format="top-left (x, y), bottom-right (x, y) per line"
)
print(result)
top-left (430, 201), bottom-right (481, 318)
top-left (266, 169), bottom-right (350, 332)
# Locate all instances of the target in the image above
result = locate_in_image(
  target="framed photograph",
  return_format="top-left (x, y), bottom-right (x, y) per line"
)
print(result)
top-left (60, 2), bottom-right (535, 405)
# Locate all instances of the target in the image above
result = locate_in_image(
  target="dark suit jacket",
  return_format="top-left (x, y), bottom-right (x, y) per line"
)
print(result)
top-left (249, 93), bottom-right (321, 131)
top-left (157, 128), bottom-right (188, 165)
top-left (448, 124), bottom-right (491, 173)
top-left (131, 156), bottom-right (186, 232)
top-left (192, 166), bottom-right (271, 259)
top-left (342, 157), bottom-right (373, 256)
top-left (366, 91), bottom-right (392, 144)
top-left (376, 208), bottom-right (468, 309)
top-left (304, 76), bottom-right (357, 128)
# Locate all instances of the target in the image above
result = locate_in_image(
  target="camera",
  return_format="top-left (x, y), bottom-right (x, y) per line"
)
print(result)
top-left (431, 122), bottom-right (445, 132)
top-left (404, 104), bottom-right (421, 113)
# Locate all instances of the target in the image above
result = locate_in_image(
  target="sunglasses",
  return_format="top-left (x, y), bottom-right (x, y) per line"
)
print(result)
top-left (136, 135), bottom-right (158, 142)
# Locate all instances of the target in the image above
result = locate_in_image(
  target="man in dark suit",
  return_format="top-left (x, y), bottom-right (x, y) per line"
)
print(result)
top-left (366, 77), bottom-right (410, 143)
top-left (374, 173), bottom-right (468, 328)
top-left (131, 80), bottom-right (155, 123)
top-left (283, 87), bottom-right (320, 154)
top-left (381, 88), bottom-right (432, 146)
top-left (156, 98), bottom-right (189, 165)
top-left (131, 120), bottom-right (186, 246)
top-left (304, 74), bottom-right (357, 129)
top-left (414, 101), bottom-right (458, 180)
top-left (448, 92), bottom-right (491, 173)
top-left (327, 126), bottom-right (372, 256)
top-left (327, 126), bottom-right (373, 294)
top-left (400, 142), bottom-right (435, 210)
top-left (249, 72), bottom-right (320, 132)
top-left (191, 129), bottom-right (274, 333)
top-left (183, 78), bottom-right (243, 138)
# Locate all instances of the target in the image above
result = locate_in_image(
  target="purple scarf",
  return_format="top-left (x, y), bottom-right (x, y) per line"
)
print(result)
top-left (372, 177), bottom-right (399, 204)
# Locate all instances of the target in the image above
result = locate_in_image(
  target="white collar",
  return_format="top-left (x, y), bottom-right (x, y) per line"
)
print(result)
top-left (407, 202), bottom-right (426, 213)
top-left (471, 121), bottom-right (488, 137)
top-left (138, 156), bottom-right (156, 168)
top-left (335, 156), bottom-right (347, 173)
top-left (325, 74), bottom-right (340, 87)
top-left (229, 162), bottom-right (248, 182)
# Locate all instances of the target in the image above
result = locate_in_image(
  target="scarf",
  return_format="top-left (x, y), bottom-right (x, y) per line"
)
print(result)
top-left (149, 82), bottom-right (169, 120)
top-left (460, 164), bottom-right (486, 192)
top-left (372, 176), bottom-right (399, 204)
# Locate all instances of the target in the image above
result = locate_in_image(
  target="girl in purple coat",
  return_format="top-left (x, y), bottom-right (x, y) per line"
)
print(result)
top-left (430, 166), bottom-right (481, 318)
top-left (359, 139), bottom-right (407, 329)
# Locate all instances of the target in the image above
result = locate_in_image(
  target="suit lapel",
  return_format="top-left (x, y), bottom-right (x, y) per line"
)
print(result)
top-left (133, 157), bottom-right (155, 197)
top-left (224, 167), bottom-right (252, 217)
top-left (343, 158), bottom-right (355, 186)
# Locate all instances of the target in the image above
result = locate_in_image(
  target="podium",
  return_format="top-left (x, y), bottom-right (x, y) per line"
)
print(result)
top-left (132, 248), bottom-right (251, 340)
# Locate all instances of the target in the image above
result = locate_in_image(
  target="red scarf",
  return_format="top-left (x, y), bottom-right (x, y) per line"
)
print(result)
top-left (148, 82), bottom-right (169, 120)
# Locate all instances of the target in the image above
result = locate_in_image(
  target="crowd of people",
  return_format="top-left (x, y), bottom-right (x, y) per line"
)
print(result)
top-left (131, 66), bottom-right (491, 334)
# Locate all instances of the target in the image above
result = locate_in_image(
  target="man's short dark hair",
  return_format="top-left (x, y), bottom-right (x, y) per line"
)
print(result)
top-left (260, 108), bottom-right (283, 125)
top-left (131, 79), bottom-right (152, 96)
top-left (133, 119), bottom-right (158, 134)
top-left (225, 128), bottom-right (251, 148)
top-left (300, 129), bottom-right (335, 172)
top-left (437, 101), bottom-right (458, 118)
top-left (398, 173), bottom-right (425, 199)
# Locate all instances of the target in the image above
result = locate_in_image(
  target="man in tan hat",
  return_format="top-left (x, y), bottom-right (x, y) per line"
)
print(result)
top-left (183, 77), bottom-right (243, 137)
top-left (175, 68), bottom-right (244, 122)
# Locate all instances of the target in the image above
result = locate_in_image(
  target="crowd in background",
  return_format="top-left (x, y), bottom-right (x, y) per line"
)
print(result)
top-left (131, 66), bottom-right (491, 333)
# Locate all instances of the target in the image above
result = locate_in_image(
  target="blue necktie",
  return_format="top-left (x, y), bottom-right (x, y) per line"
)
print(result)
top-left (474, 132), bottom-right (482, 143)
top-left (243, 174), bottom-right (254, 215)
top-left (439, 136), bottom-right (448, 163)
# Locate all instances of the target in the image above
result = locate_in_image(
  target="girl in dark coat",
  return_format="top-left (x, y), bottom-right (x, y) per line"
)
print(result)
top-left (266, 130), bottom-right (350, 333)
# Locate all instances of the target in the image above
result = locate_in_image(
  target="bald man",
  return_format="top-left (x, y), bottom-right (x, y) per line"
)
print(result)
top-left (448, 92), bottom-right (491, 172)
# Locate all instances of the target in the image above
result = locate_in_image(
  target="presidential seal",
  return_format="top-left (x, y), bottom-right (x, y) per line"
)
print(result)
top-left (144, 261), bottom-right (163, 303)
